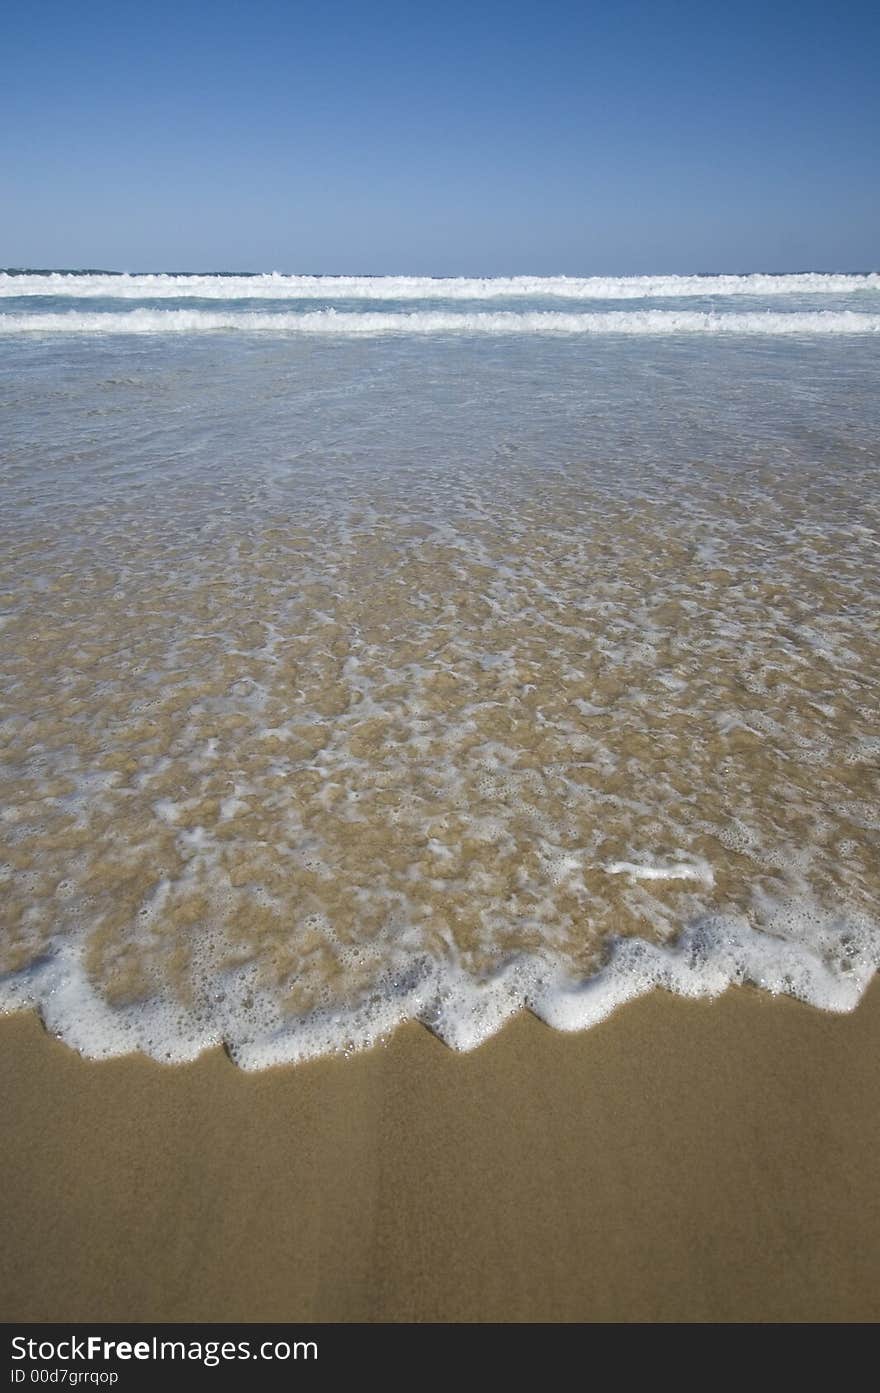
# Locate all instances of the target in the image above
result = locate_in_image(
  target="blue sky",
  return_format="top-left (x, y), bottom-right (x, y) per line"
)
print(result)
top-left (4, 0), bottom-right (878, 273)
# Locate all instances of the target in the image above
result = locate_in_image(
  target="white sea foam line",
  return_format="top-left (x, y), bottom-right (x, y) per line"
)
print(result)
top-left (0, 907), bottom-right (877, 1068)
top-left (2, 308), bottom-right (879, 336)
top-left (1, 271), bottom-right (878, 300)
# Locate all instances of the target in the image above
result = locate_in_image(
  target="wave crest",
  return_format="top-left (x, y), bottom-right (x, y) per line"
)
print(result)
top-left (3, 308), bottom-right (879, 336)
top-left (2, 270), bottom-right (878, 301)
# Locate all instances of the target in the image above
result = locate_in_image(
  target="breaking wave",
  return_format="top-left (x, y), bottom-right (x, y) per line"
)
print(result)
top-left (1, 270), bottom-right (878, 301)
top-left (3, 308), bottom-right (880, 336)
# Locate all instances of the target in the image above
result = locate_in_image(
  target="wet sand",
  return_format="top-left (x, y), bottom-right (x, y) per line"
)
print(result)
top-left (2, 982), bottom-right (879, 1323)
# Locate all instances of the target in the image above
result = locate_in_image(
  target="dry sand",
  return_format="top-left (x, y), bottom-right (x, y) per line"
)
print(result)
top-left (2, 982), bottom-right (879, 1323)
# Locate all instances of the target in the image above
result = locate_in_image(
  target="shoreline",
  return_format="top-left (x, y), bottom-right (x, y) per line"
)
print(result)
top-left (2, 980), bottom-right (879, 1322)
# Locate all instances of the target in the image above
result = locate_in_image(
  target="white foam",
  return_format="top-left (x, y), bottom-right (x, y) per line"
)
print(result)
top-left (1, 901), bottom-right (876, 1068)
top-left (2, 271), bottom-right (878, 300)
top-left (2, 308), bottom-right (879, 336)
top-left (603, 858), bottom-right (715, 886)
top-left (530, 912), bottom-right (878, 1033)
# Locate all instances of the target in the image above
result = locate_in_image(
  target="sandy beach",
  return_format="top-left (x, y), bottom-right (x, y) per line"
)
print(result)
top-left (5, 0), bottom-right (879, 1338)
top-left (2, 981), bottom-right (878, 1323)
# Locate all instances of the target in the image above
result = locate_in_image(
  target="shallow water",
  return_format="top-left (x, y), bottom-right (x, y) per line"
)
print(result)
top-left (1, 273), bottom-right (878, 1064)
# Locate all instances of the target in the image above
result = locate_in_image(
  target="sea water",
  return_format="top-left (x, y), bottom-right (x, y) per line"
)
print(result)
top-left (1, 271), bottom-right (878, 1065)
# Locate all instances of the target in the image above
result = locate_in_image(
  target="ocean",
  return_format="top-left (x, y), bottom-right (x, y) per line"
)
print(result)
top-left (1, 270), bottom-right (878, 1066)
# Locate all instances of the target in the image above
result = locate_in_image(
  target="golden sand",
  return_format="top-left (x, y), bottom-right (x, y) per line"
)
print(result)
top-left (2, 981), bottom-right (879, 1323)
